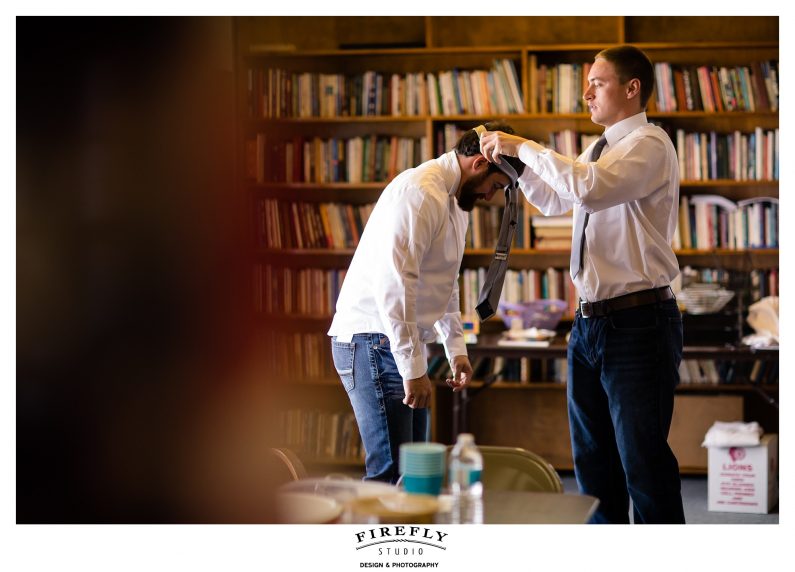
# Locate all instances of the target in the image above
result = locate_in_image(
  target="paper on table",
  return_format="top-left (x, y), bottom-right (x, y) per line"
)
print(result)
top-left (496, 338), bottom-right (551, 348)
top-left (701, 421), bottom-right (763, 447)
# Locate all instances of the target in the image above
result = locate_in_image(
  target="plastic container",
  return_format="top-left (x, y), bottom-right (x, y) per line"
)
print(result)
top-left (449, 433), bottom-right (483, 498)
top-left (448, 433), bottom-right (484, 524)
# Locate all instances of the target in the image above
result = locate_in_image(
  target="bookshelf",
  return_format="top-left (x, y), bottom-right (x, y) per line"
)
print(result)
top-left (236, 16), bottom-right (778, 474)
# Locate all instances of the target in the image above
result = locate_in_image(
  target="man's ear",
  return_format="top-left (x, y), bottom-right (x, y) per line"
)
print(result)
top-left (471, 154), bottom-right (490, 172)
top-left (626, 78), bottom-right (641, 100)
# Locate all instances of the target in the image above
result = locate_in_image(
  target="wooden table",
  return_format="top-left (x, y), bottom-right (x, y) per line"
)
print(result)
top-left (435, 490), bottom-right (599, 524)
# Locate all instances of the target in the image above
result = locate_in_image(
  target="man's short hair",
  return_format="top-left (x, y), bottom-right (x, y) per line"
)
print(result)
top-left (596, 45), bottom-right (655, 108)
top-left (454, 120), bottom-right (526, 180)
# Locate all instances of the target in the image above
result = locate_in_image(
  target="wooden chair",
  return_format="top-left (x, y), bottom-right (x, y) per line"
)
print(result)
top-left (270, 447), bottom-right (308, 482)
top-left (448, 445), bottom-right (564, 493)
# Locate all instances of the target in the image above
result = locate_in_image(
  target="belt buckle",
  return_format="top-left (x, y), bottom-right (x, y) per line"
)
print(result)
top-left (579, 300), bottom-right (593, 318)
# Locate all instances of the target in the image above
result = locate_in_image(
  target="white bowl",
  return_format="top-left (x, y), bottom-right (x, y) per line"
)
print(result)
top-left (276, 492), bottom-right (343, 524)
top-left (678, 287), bottom-right (735, 314)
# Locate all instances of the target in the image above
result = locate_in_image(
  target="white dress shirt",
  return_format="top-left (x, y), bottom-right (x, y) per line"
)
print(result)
top-left (328, 151), bottom-right (469, 380)
top-left (517, 112), bottom-right (680, 302)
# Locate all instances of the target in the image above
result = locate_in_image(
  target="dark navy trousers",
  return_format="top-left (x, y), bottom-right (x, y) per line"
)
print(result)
top-left (567, 298), bottom-right (686, 524)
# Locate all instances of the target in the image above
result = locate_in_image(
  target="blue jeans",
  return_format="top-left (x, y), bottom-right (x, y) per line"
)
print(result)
top-left (331, 333), bottom-right (429, 483)
top-left (567, 298), bottom-right (685, 524)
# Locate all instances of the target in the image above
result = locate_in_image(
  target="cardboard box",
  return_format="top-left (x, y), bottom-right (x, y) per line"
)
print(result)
top-left (707, 434), bottom-right (778, 514)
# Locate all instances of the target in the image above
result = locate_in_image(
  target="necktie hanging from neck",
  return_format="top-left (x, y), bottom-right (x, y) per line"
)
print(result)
top-left (569, 134), bottom-right (608, 280)
top-left (475, 185), bottom-right (518, 321)
top-left (471, 124), bottom-right (521, 321)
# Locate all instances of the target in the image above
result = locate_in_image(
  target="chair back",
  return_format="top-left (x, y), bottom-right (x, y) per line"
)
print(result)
top-left (270, 447), bottom-right (308, 482)
top-left (450, 445), bottom-right (563, 493)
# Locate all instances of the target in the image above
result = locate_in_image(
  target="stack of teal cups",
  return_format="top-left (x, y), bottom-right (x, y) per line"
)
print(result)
top-left (399, 442), bottom-right (446, 495)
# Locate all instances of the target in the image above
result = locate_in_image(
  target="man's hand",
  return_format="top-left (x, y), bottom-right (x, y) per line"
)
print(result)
top-left (403, 374), bottom-right (433, 409)
top-left (445, 355), bottom-right (472, 392)
top-left (479, 130), bottom-right (528, 164)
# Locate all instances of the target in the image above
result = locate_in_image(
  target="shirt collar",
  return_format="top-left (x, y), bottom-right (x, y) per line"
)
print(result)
top-left (435, 150), bottom-right (462, 197)
top-left (603, 111), bottom-right (648, 148)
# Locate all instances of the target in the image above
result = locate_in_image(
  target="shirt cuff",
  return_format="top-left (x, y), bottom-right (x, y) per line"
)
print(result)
top-left (518, 139), bottom-right (546, 168)
top-left (443, 338), bottom-right (467, 365)
top-left (393, 351), bottom-right (428, 381)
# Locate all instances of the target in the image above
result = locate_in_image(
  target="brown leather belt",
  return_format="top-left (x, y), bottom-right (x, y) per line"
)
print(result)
top-left (578, 286), bottom-right (675, 318)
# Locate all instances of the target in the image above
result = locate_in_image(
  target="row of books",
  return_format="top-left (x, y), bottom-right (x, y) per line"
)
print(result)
top-left (674, 195), bottom-right (778, 250)
top-left (429, 354), bottom-right (568, 384)
top-left (532, 126), bottom-right (779, 180)
top-left (253, 262), bottom-right (578, 320)
top-left (546, 130), bottom-right (600, 160)
top-left (466, 204), bottom-right (502, 249)
top-left (247, 60), bottom-right (778, 118)
top-left (460, 267), bottom-right (578, 320)
top-left (253, 263), bottom-right (579, 320)
top-left (279, 408), bottom-right (364, 461)
top-left (247, 125), bottom-right (779, 185)
top-left (255, 195), bottom-right (544, 252)
top-left (535, 62), bottom-right (591, 114)
top-left (528, 214), bottom-right (573, 250)
top-left (245, 134), bottom-right (430, 184)
top-left (466, 199), bottom-right (573, 251)
top-left (653, 61), bottom-right (778, 113)
top-left (256, 198), bottom-right (375, 250)
top-left (436, 123), bottom-right (468, 156)
top-left (750, 268), bottom-right (778, 300)
top-left (247, 59), bottom-right (525, 119)
top-left (678, 358), bottom-right (778, 385)
top-left (259, 331), bottom-right (336, 381)
top-left (253, 264), bottom-right (346, 316)
top-left (255, 196), bottom-right (777, 253)
top-left (675, 128), bottom-right (779, 182)
top-left (251, 262), bottom-right (778, 321)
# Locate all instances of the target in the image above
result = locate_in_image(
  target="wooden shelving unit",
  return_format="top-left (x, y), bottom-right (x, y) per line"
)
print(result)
top-left (236, 16), bottom-right (778, 473)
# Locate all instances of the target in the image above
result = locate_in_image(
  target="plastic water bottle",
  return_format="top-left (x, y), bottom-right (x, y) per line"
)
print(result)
top-left (448, 433), bottom-right (483, 523)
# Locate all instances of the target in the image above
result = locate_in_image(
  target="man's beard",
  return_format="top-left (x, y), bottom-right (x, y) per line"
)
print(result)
top-left (455, 172), bottom-right (489, 212)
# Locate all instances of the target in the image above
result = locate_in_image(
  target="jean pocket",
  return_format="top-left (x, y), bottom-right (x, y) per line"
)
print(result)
top-left (608, 305), bottom-right (659, 333)
top-left (331, 339), bottom-right (355, 392)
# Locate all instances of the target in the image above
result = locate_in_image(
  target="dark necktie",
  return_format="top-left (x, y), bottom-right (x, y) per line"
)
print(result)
top-left (569, 135), bottom-right (608, 280)
top-left (475, 185), bottom-right (518, 321)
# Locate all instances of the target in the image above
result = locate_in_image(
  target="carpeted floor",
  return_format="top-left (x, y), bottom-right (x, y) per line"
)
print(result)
top-left (559, 472), bottom-right (779, 524)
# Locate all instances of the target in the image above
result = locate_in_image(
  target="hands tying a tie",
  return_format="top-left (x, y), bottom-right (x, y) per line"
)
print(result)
top-left (478, 130), bottom-right (529, 164)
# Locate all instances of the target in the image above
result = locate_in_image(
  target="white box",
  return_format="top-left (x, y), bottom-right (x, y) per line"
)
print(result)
top-left (707, 434), bottom-right (778, 513)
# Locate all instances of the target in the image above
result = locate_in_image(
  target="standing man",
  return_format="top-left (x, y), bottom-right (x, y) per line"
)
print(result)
top-left (329, 122), bottom-right (525, 483)
top-left (479, 46), bottom-right (685, 523)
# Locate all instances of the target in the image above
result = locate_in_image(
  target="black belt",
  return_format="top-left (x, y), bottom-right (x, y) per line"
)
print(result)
top-left (578, 286), bottom-right (675, 318)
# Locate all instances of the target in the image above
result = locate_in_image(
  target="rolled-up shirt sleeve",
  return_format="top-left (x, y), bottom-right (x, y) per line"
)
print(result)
top-left (374, 189), bottom-right (438, 380)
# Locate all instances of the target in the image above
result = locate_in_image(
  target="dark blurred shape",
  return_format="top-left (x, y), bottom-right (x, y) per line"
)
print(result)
top-left (17, 17), bottom-right (281, 523)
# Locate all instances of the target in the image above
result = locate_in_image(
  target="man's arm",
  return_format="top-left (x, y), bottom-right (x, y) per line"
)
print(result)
top-left (434, 280), bottom-right (471, 392)
top-left (481, 129), bottom-right (672, 212)
top-left (518, 167), bottom-right (574, 216)
top-left (373, 188), bottom-right (440, 409)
